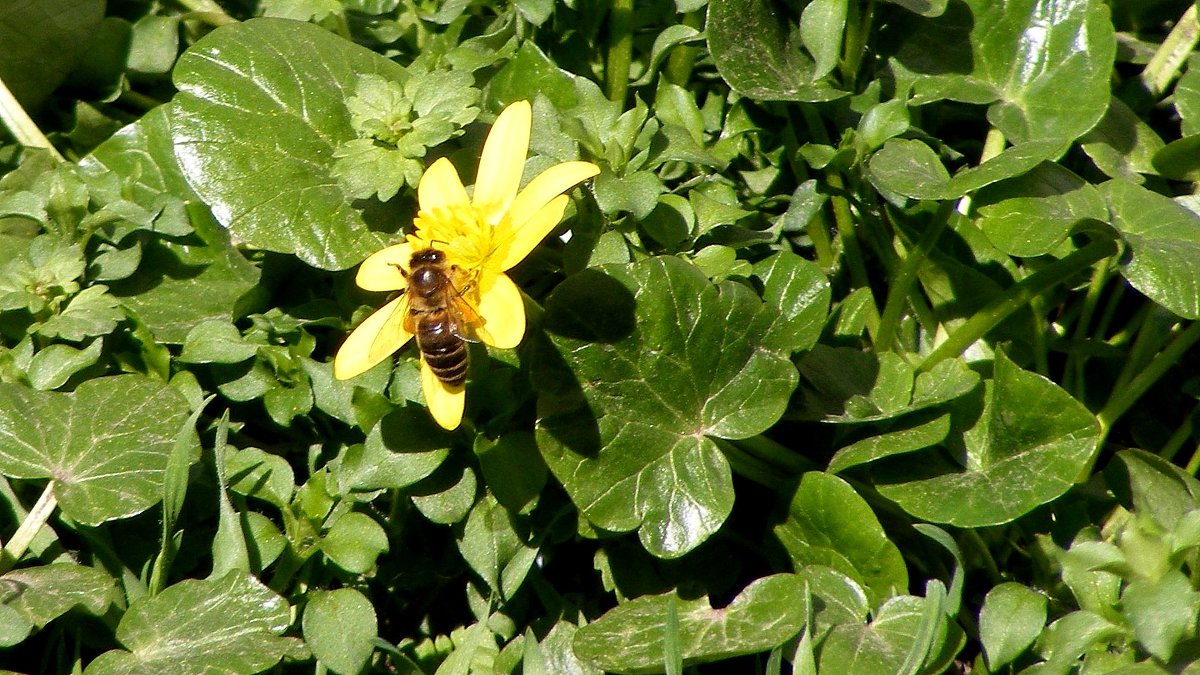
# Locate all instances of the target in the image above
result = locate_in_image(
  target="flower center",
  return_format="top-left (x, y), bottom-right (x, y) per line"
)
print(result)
top-left (410, 203), bottom-right (506, 278)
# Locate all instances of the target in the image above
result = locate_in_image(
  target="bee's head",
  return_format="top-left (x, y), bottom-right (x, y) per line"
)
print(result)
top-left (410, 248), bottom-right (445, 266)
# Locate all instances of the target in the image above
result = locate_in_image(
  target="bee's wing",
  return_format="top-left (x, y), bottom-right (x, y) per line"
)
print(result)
top-left (368, 292), bottom-right (416, 364)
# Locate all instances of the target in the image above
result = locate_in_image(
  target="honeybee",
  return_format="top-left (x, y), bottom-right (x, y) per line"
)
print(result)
top-left (377, 248), bottom-right (483, 386)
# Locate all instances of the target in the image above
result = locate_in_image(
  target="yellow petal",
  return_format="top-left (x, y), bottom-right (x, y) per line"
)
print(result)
top-left (473, 101), bottom-right (531, 221)
top-left (494, 195), bottom-right (569, 271)
top-left (334, 295), bottom-right (412, 379)
top-left (508, 161), bottom-right (600, 228)
top-left (421, 359), bottom-right (465, 430)
top-left (356, 242), bottom-right (414, 291)
top-left (419, 157), bottom-right (469, 214)
top-left (476, 272), bottom-right (525, 349)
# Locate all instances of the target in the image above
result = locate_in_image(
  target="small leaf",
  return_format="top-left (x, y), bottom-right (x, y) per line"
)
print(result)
top-left (817, 595), bottom-right (963, 675)
top-left (457, 494), bottom-right (538, 600)
top-left (178, 321), bottom-right (259, 364)
top-left (320, 511), bottom-right (389, 574)
top-left (302, 589), bottom-right (378, 675)
top-left (27, 339), bottom-right (103, 390)
top-left (474, 432), bottom-right (547, 514)
top-left (37, 285), bottom-right (122, 341)
top-left (84, 573), bottom-right (298, 675)
top-left (1103, 179), bottom-right (1200, 319)
top-left (774, 472), bottom-right (908, 608)
top-left (332, 407), bottom-right (451, 493)
top-left (573, 574), bottom-right (807, 672)
top-left (225, 446), bottom-right (295, 510)
top-left (828, 415), bottom-right (952, 473)
top-left (0, 376), bottom-right (193, 525)
top-left (974, 162), bottom-right (1107, 257)
top-left (753, 251), bottom-right (830, 354)
top-left (980, 582), bottom-right (1047, 670)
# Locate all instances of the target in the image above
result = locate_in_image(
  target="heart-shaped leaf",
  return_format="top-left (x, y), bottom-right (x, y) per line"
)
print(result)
top-left (573, 574), bottom-right (807, 672)
top-left (302, 588), bottom-right (377, 675)
top-left (84, 572), bottom-right (300, 674)
top-left (0, 376), bottom-right (194, 526)
top-left (817, 594), bottom-right (964, 674)
top-left (873, 351), bottom-right (1101, 526)
top-left (535, 257), bottom-right (798, 558)
top-left (890, 0), bottom-right (1114, 146)
top-left (170, 18), bottom-right (406, 270)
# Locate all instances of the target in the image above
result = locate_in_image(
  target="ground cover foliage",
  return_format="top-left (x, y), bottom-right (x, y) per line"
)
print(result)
top-left (0, 0), bottom-right (1199, 672)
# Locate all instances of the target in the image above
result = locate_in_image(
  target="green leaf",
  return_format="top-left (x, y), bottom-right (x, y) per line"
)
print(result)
top-left (753, 251), bottom-right (830, 353)
top-left (536, 257), bottom-right (798, 557)
top-left (170, 18), bottom-right (406, 270)
top-left (1118, 566), bottom-right (1195, 662)
top-left (974, 163), bottom-right (1107, 257)
top-left (1103, 179), bottom-right (1200, 319)
top-left (332, 407), bottom-right (450, 493)
top-left (178, 320), bottom-right (259, 364)
top-left (573, 574), bottom-right (807, 672)
top-left (84, 572), bottom-right (299, 675)
top-left (0, 376), bottom-right (193, 525)
top-left (707, 0), bottom-right (846, 101)
top-left (874, 351), bottom-right (1101, 526)
top-left (225, 446), bottom-right (295, 510)
top-left (828, 415), bottom-right (952, 473)
top-left (1079, 98), bottom-right (1164, 183)
top-left (79, 105), bottom-right (198, 212)
top-left (817, 595), bottom-right (963, 675)
top-left (979, 582), bottom-right (1047, 670)
top-left (410, 463), bottom-right (477, 525)
top-left (457, 494), bottom-right (538, 600)
top-left (796, 347), bottom-right (979, 422)
top-left (867, 138), bottom-right (951, 201)
top-left (1105, 449), bottom-right (1200, 533)
top-left (27, 339), bottom-right (103, 390)
top-left (774, 472), bottom-right (908, 609)
top-left (892, 0), bottom-right (1114, 146)
top-left (320, 511), bottom-right (389, 574)
top-left (37, 285), bottom-right (122, 341)
top-left (1033, 610), bottom-right (1123, 670)
top-left (0, 563), bottom-right (119, 628)
top-left (302, 589), bottom-right (377, 675)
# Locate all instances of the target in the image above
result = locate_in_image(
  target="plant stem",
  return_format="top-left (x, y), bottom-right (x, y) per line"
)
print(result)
top-left (1097, 320), bottom-right (1200, 439)
top-left (917, 236), bottom-right (1118, 373)
top-left (665, 11), bottom-right (702, 86)
top-left (877, 201), bottom-right (954, 351)
top-left (176, 0), bottom-right (238, 26)
top-left (1159, 403), bottom-right (1198, 462)
top-left (840, 0), bottom-right (876, 90)
top-left (0, 76), bottom-right (64, 162)
top-left (606, 0), bottom-right (634, 105)
top-left (0, 482), bottom-right (58, 574)
top-left (1142, 3), bottom-right (1200, 97)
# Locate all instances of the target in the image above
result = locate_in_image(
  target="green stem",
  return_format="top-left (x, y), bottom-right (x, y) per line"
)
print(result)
top-left (1097, 320), bottom-right (1200, 439)
top-left (839, 0), bottom-right (876, 90)
top-left (0, 482), bottom-right (58, 574)
top-left (1159, 403), bottom-right (1198, 462)
top-left (715, 439), bottom-right (793, 490)
top-left (1142, 4), bottom-right (1200, 97)
top-left (605, 0), bottom-right (634, 105)
top-left (0, 76), bottom-right (64, 161)
top-left (1065, 257), bottom-right (1115, 396)
top-left (664, 11), bottom-right (702, 86)
top-left (732, 434), bottom-right (817, 475)
top-left (877, 202), bottom-right (953, 352)
top-left (176, 0), bottom-right (238, 26)
top-left (917, 236), bottom-right (1118, 373)
top-left (1109, 308), bottom-right (1174, 397)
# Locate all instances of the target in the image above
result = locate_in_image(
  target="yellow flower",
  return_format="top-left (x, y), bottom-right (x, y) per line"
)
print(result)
top-left (333, 100), bottom-right (600, 430)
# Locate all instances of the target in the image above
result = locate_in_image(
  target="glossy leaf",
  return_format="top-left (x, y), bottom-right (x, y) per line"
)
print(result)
top-left (818, 595), bottom-right (963, 674)
top-left (1103, 179), bottom-right (1200, 319)
top-left (874, 351), bottom-right (1101, 526)
top-left (974, 163), bottom-right (1107, 257)
top-left (573, 574), bottom-right (807, 672)
top-left (0, 564), bottom-right (119, 628)
top-left (170, 19), bottom-right (404, 270)
top-left (85, 573), bottom-right (299, 675)
top-left (891, 0), bottom-right (1114, 146)
top-left (0, 376), bottom-right (193, 525)
top-left (458, 494), bottom-right (538, 600)
top-left (774, 472), bottom-right (908, 608)
top-left (536, 257), bottom-right (798, 557)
